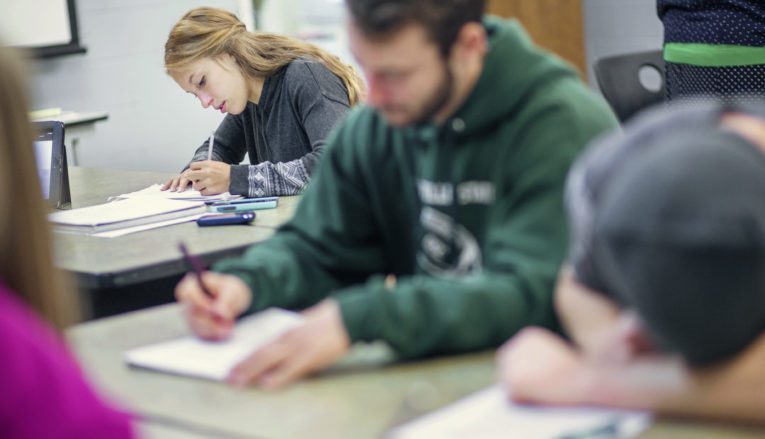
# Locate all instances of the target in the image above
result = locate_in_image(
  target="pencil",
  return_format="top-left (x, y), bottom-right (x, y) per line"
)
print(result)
top-left (207, 130), bottom-right (215, 161)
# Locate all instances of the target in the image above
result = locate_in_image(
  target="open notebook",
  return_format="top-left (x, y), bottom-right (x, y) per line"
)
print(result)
top-left (124, 309), bottom-right (303, 381)
top-left (115, 183), bottom-right (239, 203)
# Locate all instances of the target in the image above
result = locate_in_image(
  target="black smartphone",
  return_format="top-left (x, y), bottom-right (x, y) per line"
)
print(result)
top-left (196, 212), bottom-right (256, 227)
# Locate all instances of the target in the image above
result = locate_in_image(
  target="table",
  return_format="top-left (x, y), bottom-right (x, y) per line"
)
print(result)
top-left (68, 305), bottom-right (765, 439)
top-left (136, 420), bottom-right (236, 439)
top-left (69, 304), bottom-right (495, 438)
top-left (54, 167), bottom-right (298, 318)
top-left (33, 111), bottom-right (109, 166)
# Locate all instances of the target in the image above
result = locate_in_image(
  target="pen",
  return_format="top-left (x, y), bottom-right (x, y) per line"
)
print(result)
top-left (178, 242), bottom-right (214, 298)
top-left (206, 196), bottom-right (278, 206)
top-left (207, 130), bottom-right (215, 161)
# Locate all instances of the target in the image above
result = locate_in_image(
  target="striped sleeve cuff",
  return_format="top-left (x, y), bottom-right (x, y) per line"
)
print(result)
top-left (246, 161), bottom-right (310, 197)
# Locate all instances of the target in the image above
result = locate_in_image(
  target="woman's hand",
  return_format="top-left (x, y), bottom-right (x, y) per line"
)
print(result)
top-left (161, 169), bottom-right (194, 192)
top-left (186, 160), bottom-right (232, 195)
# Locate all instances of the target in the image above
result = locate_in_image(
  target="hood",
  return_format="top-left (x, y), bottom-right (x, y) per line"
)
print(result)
top-left (446, 15), bottom-right (580, 138)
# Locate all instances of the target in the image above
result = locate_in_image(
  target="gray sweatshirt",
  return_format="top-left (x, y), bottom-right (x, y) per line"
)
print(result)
top-left (188, 58), bottom-right (352, 196)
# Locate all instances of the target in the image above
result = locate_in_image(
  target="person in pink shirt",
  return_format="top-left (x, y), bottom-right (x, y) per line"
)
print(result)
top-left (0, 46), bottom-right (135, 438)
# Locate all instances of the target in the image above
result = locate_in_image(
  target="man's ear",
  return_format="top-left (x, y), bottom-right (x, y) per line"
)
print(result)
top-left (451, 22), bottom-right (487, 62)
top-left (616, 311), bottom-right (660, 358)
top-left (596, 311), bottom-right (661, 365)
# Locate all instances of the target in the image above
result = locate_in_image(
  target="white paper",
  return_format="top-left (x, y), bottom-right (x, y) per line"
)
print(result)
top-left (115, 184), bottom-right (239, 202)
top-left (124, 309), bottom-right (303, 381)
top-left (390, 385), bottom-right (651, 439)
top-left (93, 213), bottom-right (206, 238)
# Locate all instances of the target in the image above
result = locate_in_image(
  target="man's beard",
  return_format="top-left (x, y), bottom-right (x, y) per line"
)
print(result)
top-left (412, 64), bottom-right (454, 125)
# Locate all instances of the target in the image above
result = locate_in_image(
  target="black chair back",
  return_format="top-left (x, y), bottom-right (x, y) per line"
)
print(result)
top-left (594, 50), bottom-right (665, 123)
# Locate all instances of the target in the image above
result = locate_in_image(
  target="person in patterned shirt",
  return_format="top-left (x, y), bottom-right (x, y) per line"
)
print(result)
top-left (162, 7), bottom-right (364, 197)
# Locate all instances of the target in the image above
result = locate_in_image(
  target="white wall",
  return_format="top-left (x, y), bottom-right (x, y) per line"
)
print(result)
top-left (261, 0), bottom-right (354, 68)
top-left (582, 0), bottom-right (664, 88)
top-left (28, 0), bottom-right (238, 173)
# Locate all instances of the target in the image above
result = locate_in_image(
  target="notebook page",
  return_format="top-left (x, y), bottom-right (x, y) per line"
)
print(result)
top-left (389, 385), bottom-right (651, 439)
top-left (124, 309), bottom-right (302, 381)
top-left (117, 184), bottom-right (238, 202)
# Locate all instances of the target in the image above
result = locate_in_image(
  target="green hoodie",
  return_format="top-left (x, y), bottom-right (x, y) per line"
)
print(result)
top-left (214, 16), bottom-right (618, 359)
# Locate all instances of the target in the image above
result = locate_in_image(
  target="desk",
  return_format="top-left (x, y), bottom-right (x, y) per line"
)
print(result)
top-left (33, 111), bottom-right (109, 166)
top-left (69, 305), bottom-right (765, 439)
top-left (35, 110), bottom-right (110, 127)
top-left (55, 167), bottom-right (298, 319)
top-left (137, 420), bottom-right (233, 439)
top-left (33, 110), bottom-right (109, 127)
top-left (69, 304), bottom-right (495, 438)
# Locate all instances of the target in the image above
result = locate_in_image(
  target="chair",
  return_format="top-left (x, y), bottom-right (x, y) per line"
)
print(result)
top-left (594, 50), bottom-right (666, 123)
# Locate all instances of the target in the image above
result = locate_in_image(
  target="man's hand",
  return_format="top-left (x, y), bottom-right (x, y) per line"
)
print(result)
top-left (186, 160), bottom-right (231, 195)
top-left (497, 327), bottom-right (588, 405)
top-left (497, 325), bottom-right (686, 409)
top-left (227, 299), bottom-right (351, 389)
top-left (175, 272), bottom-right (253, 340)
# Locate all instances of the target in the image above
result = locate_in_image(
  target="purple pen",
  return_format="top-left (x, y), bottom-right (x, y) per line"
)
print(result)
top-left (178, 242), bottom-right (215, 298)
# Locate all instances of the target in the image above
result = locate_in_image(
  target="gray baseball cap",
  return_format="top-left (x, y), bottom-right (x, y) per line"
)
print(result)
top-left (593, 125), bottom-right (765, 365)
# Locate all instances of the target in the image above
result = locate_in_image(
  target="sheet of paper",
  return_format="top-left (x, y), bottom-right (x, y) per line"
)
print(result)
top-left (123, 309), bottom-right (303, 381)
top-left (115, 183), bottom-right (239, 202)
top-left (389, 385), bottom-right (651, 439)
top-left (93, 213), bottom-right (206, 238)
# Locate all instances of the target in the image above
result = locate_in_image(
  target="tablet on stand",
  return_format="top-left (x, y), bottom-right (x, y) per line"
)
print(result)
top-left (33, 121), bottom-right (71, 210)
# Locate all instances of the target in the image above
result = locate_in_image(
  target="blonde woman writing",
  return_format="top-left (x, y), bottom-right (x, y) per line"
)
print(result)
top-left (162, 7), bottom-right (363, 196)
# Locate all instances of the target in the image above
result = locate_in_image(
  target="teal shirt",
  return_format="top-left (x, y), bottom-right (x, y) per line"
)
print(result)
top-left (214, 16), bottom-right (618, 358)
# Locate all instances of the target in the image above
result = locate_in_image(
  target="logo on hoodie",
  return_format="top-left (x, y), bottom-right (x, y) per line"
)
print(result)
top-left (417, 180), bottom-right (496, 206)
top-left (416, 180), bottom-right (494, 276)
top-left (417, 206), bottom-right (482, 277)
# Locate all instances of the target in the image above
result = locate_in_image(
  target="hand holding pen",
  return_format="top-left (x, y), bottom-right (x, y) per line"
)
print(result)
top-left (178, 242), bottom-right (215, 298)
top-left (186, 130), bottom-right (231, 195)
top-left (161, 130), bottom-right (228, 193)
top-left (176, 242), bottom-right (253, 340)
top-left (207, 130), bottom-right (215, 161)
top-left (186, 160), bottom-right (232, 196)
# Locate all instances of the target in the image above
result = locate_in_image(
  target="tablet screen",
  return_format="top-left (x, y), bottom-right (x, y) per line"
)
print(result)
top-left (34, 138), bottom-right (53, 199)
top-left (32, 121), bottom-right (69, 209)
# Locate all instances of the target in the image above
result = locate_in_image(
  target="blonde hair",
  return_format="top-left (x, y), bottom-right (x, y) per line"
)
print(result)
top-left (0, 47), bottom-right (78, 329)
top-left (165, 7), bottom-right (365, 106)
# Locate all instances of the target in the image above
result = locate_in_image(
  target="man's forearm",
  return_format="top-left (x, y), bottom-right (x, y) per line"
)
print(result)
top-left (581, 334), bottom-right (765, 424)
top-left (555, 266), bottom-right (621, 354)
